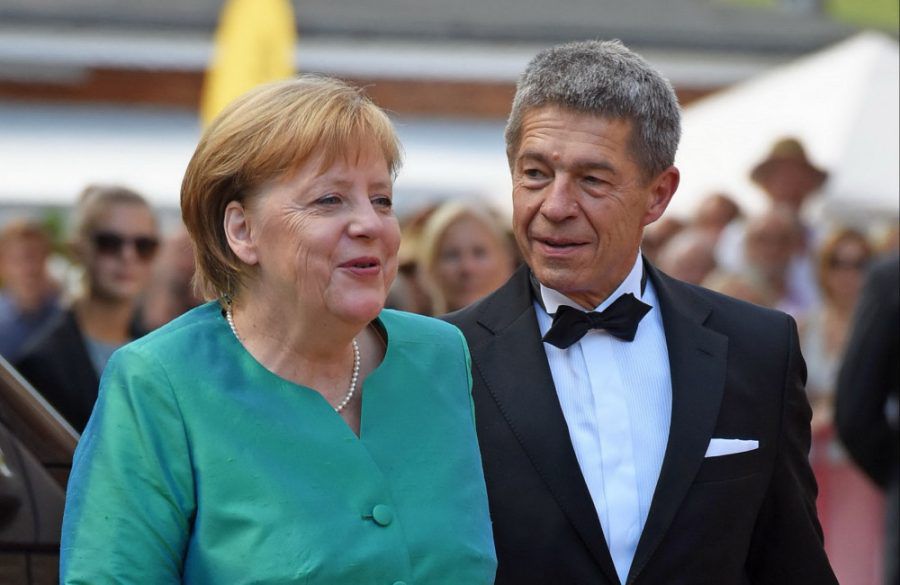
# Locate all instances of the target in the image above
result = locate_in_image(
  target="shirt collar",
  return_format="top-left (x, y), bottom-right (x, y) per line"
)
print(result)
top-left (537, 252), bottom-right (646, 315)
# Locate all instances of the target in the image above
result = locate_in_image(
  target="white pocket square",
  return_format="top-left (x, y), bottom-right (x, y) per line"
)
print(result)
top-left (704, 438), bottom-right (759, 458)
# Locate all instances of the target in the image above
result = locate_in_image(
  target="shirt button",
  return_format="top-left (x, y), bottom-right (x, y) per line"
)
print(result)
top-left (372, 504), bottom-right (393, 526)
top-left (392, 582), bottom-right (407, 585)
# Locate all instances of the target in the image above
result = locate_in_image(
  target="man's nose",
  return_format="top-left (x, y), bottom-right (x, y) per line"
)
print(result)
top-left (540, 177), bottom-right (577, 222)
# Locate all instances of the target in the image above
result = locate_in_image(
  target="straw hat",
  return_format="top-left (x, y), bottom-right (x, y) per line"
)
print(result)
top-left (750, 137), bottom-right (828, 190)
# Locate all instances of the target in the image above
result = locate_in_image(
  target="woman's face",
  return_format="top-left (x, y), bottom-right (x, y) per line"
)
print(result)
top-left (84, 203), bottom-right (159, 302)
top-left (823, 238), bottom-right (869, 306)
top-left (246, 147), bottom-right (400, 325)
top-left (434, 216), bottom-right (511, 311)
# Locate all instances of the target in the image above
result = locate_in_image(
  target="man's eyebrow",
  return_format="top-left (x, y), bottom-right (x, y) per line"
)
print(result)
top-left (572, 159), bottom-right (616, 174)
top-left (517, 150), bottom-right (617, 174)
top-left (516, 150), bottom-right (550, 164)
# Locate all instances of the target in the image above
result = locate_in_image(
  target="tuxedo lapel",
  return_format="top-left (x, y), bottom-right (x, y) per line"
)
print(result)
top-left (627, 264), bottom-right (728, 584)
top-left (471, 266), bottom-right (620, 584)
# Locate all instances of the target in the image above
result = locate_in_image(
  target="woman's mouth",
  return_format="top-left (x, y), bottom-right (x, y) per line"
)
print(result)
top-left (340, 257), bottom-right (382, 275)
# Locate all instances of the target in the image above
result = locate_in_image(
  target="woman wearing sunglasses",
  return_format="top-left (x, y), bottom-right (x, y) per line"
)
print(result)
top-left (60, 76), bottom-right (496, 584)
top-left (16, 184), bottom-right (159, 432)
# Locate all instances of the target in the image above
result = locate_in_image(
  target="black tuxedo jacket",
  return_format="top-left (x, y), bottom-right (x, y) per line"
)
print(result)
top-left (836, 253), bottom-right (899, 585)
top-left (445, 262), bottom-right (837, 585)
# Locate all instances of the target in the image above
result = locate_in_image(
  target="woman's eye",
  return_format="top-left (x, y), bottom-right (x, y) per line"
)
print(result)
top-left (316, 194), bottom-right (342, 205)
top-left (372, 195), bottom-right (393, 209)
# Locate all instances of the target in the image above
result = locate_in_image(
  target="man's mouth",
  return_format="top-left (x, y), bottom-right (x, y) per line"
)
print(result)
top-left (536, 237), bottom-right (585, 249)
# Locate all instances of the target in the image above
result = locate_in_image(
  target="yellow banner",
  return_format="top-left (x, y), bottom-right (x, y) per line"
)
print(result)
top-left (200, 0), bottom-right (297, 126)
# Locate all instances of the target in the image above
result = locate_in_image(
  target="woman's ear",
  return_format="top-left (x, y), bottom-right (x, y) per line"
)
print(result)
top-left (224, 201), bottom-right (259, 266)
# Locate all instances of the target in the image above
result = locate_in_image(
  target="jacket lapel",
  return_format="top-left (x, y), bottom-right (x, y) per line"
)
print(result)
top-left (471, 266), bottom-right (621, 584)
top-left (627, 264), bottom-right (728, 584)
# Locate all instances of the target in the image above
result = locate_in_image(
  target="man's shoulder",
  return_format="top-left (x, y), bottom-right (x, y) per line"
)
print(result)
top-left (656, 270), bottom-right (793, 334)
top-left (443, 271), bottom-right (532, 339)
top-left (869, 252), bottom-right (900, 290)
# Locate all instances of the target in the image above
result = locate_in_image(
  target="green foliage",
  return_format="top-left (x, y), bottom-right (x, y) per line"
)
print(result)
top-left (827, 0), bottom-right (899, 29)
top-left (723, 0), bottom-right (899, 29)
top-left (40, 208), bottom-right (69, 256)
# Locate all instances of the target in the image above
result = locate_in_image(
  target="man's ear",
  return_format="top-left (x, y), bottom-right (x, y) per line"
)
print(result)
top-left (224, 201), bottom-right (259, 266)
top-left (642, 165), bottom-right (680, 226)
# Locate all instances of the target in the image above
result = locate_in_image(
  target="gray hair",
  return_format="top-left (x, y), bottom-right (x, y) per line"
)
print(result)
top-left (505, 39), bottom-right (681, 179)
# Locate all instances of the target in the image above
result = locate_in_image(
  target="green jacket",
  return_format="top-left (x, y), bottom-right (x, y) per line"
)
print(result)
top-left (61, 303), bottom-right (496, 584)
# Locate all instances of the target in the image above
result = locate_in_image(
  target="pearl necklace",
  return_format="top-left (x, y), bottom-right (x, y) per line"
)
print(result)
top-left (225, 307), bottom-right (361, 413)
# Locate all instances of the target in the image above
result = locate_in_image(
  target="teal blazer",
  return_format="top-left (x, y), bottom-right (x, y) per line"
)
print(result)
top-left (61, 303), bottom-right (496, 584)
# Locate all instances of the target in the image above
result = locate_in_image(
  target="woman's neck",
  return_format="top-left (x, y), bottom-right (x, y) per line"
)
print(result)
top-left (229, 291), bottom-right (363, 386)
top-left (74, 296), bottom-right (136, 344)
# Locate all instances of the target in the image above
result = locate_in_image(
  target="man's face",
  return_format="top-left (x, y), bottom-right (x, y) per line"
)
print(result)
top-left (510, 107), bottom-right (678, 308)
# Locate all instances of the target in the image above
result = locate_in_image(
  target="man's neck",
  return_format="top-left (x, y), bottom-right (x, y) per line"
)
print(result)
top-left (538, 253), bottom-right (644, 313)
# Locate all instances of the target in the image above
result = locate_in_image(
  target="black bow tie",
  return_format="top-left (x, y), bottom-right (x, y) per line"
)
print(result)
top-left (542, 293), bottom-right (652, 349)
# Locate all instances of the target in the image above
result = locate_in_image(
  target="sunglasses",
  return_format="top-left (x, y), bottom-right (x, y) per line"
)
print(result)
top-left (828, 257), bottom-right (868, 271)
top-left (92, 231), bottom-right (159, 261)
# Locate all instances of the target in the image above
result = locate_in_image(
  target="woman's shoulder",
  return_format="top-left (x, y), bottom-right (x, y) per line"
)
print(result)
top-left (378, 309), bottom-right (465, 346)
top-left (123, 301), bottom-right (222, 358)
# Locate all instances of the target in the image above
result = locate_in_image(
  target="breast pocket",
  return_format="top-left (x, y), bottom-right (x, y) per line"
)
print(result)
top-left (694, 448), bottom-right (763, 483)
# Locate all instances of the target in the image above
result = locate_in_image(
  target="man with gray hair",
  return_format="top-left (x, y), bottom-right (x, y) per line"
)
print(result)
top-left (446, 40), bottom-right (836, 585)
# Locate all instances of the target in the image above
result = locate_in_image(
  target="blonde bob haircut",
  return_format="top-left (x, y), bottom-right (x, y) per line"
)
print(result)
top-left (418, 201), bottom-right (512, 314)
top-left (181, 75), bottom-right (402, 300)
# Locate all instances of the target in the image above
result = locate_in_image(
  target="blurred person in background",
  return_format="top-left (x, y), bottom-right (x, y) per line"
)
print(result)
top-left (800, 228), bottom-right (884, 585)
top-left (419, 200), bottom-right (514, 314)
top-left (836, 252), bottom-right (899, 585)
top-left (702, 270), bottom-right (774, 307)
top-left (656, 228), bottom-right (717, 285)
top-left (61, 76), bottom-right (496, 584)
top-left (717, 137), bottom-right (826, 308)
top-left (801, 228), bottom-right (873, 431)
top-left (692, 191), bottom-right (741, 242)
top-left (743, 206), bottom-right (812, 317)
top-left (639, 215), bottom-right (684, 264)
top-left (385, 204), bottom-right (437, 315)
top-left (751, 137), bottom-right (827, 216)
top-left (15, 185), bottom-right (158, 432)
top-left (0, 219), bottom-right (61, 362)
top-left (136, 227), bottom-right (202, 331)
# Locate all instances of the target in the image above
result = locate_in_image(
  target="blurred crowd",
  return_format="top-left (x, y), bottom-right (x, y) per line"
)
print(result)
top-left (0, 136), bottom-right (897, 583)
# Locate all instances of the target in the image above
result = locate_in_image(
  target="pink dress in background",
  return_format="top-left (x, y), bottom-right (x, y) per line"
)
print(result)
top-left (804, 311), bottom-right (885, 585)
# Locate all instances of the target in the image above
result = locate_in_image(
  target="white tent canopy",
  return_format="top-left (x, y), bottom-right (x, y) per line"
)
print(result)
top-left (672, 32), bottom-right (900, 227)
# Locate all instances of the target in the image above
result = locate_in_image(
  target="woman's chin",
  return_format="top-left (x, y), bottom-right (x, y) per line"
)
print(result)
top-left (332, 296), bottom-right (386, 325)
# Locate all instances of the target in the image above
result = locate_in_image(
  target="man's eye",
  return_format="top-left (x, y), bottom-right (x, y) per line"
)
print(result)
top-left (523, 168), bottom-right (546, 179)
top-left (583, 175), bottom-right (609, 187)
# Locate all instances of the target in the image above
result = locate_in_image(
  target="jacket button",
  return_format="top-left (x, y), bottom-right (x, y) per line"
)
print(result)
top-left (372, 504), bottom-right (393, 526)
top-left (392, 581), bottom-right (407, 585)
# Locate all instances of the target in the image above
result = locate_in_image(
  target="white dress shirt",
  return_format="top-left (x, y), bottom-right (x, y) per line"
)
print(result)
top-left (536, 254), bottom-right (672, 584)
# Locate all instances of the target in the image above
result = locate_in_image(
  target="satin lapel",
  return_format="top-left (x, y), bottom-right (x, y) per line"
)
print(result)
top-left (627, 264), bottom-right (728, 585)
top-left (472, 266), bottom-right (620, 584)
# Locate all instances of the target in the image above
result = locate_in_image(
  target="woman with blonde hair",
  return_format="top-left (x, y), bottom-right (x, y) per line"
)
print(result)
top-left (61, 76), bottom-right (496, 584)
top-left (801, 227), bottom-right (884, 584)
top-left (419, 200), bottom-right (514, 314)
top-left (16, 184), bottom-right (158, 432)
